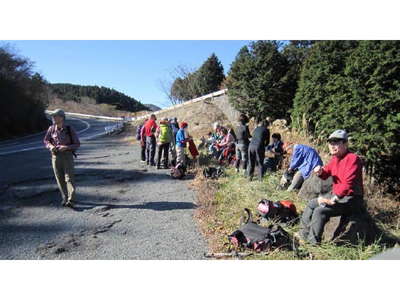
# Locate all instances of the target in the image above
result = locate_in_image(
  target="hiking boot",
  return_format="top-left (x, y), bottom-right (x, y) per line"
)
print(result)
top-left (150, 162), bottom-right (156, 167)
top-left (65, 202), bottom-right (74, 209)
top-left (156, 165), bottom-right (161, 169)
top-left (61, 200), bottom-right (67, 207)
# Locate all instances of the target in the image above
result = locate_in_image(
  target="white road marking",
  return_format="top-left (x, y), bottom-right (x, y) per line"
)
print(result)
top-left (0, 118), bottom-right (94, 156)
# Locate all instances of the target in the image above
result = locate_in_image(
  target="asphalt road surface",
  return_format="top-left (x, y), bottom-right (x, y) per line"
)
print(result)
top-left (0, 116), bottom-right (116, 156)
top-left (0, 122), bottom-right (206, 259)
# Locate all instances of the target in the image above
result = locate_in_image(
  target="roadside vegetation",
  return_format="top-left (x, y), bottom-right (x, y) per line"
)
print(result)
top-left (0, 45), bottom-right (50, 140)
top-left (192, 126), bottom-right (400, 259)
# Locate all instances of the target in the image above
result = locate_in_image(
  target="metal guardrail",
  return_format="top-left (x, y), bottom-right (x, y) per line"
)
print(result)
top-left (45, 110), bottom-right (124, 121)
top-left (105, 122), bottom-right (124, 134)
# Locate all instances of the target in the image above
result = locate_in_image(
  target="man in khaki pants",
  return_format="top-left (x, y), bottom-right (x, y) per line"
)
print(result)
top-left (43, 109), bottom-right (80, 208)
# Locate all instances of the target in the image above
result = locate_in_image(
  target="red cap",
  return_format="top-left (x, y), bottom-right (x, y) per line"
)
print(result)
top-left (180, 122), bottom-right (188, 128)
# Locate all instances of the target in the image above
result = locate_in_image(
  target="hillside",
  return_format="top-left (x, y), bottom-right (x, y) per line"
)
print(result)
top-left (144, 104), bottom-right (161, 111)
top-left (49, 83), bottom-right (147, 113)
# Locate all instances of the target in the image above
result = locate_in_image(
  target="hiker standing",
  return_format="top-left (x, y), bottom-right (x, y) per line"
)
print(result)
top-left (248, 120), bottom-right (270, 180)
top-left (286, 144), bottom-right (323, 191)
top-left (137, 118), bottom-right (148, 163)
top-left (43, 109), bottom-right (80, 208)
top-left (176, 122), bottom-right (190, 166)
top-left (235, 114), bottom-right (251, 173)
top-left (299, 130), bottom-right (364, 245)
top-left (155, 117), bottom-right (173, 169)
top-left (143, 114), bottom-right (158, 166)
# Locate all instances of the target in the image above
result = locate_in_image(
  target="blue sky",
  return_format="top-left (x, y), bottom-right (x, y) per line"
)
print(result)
top-left (4, 40), bottom-right (252, 108)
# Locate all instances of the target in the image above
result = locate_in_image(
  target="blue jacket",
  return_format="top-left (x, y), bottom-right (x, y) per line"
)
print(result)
top-left (176, 128), bottom-right (187, 148)
top-left (289, 144), bottom-right (323, 179)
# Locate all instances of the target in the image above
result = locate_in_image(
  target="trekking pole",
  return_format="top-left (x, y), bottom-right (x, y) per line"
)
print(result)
top-left (204, 251), bottom-right (253, 259)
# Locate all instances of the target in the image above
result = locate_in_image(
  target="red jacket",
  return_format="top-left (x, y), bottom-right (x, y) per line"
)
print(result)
top-left (319, 151), bottom-right (363, 198)
top-left (143, 119), bottom-right (158, 137)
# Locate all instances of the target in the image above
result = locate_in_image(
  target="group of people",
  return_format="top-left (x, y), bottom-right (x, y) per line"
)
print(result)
top-left (206, 114), bottom-right (365, 245)
top-left (136, 114), bottom-right (191, 169)
top-left (44, 109), bottom-right (365, 246)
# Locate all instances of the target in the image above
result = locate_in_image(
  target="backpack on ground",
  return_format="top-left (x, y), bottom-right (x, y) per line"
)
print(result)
top-left (203, 167), bottom-right (224, 179)
top-left (228, 209), bottom-right (291, 252)
top-left (257, 199), bottom-right (298, 224)
top-left (170, 163), bottom-right (187, 179)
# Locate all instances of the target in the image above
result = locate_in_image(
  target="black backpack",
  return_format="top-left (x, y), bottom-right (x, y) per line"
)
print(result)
top-left (228, 209), bottom-right (291, 252)
top-left (203, 167), bottom-right (224, 179)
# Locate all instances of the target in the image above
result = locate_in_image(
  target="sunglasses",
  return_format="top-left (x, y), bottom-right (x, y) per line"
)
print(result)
top-left (328, 139), bottom-right (345, 145)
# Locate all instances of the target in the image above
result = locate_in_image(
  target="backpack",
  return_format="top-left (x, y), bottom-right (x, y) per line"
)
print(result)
top-left (257, 199), bottom-right (298, 223)
top-left (228, 209), bottom-right (291, 252)
top-left (136, 125), bottom-right (143, 140)
top-left (203, 167), bottom-right (224, 179)
top-left (51, 125), bottom-right (77, 158)
top-left (170, 163), bottom-right (187, 179)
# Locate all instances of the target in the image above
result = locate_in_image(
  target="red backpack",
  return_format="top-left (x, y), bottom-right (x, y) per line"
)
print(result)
top-left (257, 199), bottom-right (298, 224)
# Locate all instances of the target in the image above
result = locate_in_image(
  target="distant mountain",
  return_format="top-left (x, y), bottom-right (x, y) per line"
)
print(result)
top-left (49, 83), bottom-right (147, 112)
top-left (144, 104), bottom-right (161, 112)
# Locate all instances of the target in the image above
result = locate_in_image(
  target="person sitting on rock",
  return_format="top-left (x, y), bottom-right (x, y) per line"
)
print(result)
top-left (298, 130), bottom-right (364, 245)
top-left (286, 143), bottom-right (323, 191)
top-left (264, 133), bottom-right (284, 172)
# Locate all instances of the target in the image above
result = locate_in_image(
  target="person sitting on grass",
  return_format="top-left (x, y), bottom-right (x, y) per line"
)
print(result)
top-left (214, 127), bottom-right (235, 161)
top-left (298, 130), bottom-right (364, 245)
top-left (264, 133), bottom-right (284, 172)
top-left (286, 143), bottom-right (323, 191)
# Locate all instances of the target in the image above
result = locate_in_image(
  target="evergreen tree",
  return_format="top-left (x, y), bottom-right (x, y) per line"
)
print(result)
top-left (292, 40), bottom-right (400, 187)
top-left (226, 41), bottom-right (293, 120)
top-left (195, 53), bottom-right (225, 95)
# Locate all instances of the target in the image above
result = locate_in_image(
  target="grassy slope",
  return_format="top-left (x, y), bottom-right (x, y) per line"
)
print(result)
top-left (193, 165), bottom-right (388, 260)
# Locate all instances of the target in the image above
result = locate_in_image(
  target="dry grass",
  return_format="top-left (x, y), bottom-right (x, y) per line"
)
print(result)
top-left (48, 97), bottom-right (151, 118)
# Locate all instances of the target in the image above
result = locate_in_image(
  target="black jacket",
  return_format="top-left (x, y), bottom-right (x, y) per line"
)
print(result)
top-left (250, 126), bottom-right (270, 149)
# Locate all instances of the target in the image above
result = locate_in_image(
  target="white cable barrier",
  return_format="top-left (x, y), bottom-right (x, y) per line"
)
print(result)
top-left (131, 89), bottom-right (228, 122)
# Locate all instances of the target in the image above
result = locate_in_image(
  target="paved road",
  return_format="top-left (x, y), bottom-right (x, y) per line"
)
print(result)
top-left (0, 128), bottom-right (206, 259)
top-left (0, 116), bottom-right (117, 156)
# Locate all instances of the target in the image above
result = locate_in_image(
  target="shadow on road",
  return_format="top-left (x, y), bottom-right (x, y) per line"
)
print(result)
top-left (74, 201), bottom-right (197, 212)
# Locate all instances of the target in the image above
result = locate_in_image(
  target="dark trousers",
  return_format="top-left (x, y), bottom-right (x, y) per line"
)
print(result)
top-left (248, 145), bottom-right (265, 179)
top-left (235, 143), bottom-right (249, 171)
top-left (157, 143), bottom-right (170, 168)
top-left (141, 144), bottom-right (146, 161)
top-left (146, 136), bottom-right (156, 164)
top-left (300, 196), bottom-right (363, 244)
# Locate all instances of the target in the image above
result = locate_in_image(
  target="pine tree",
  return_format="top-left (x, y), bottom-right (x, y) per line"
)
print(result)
top-left (195, 53), bottom-right (225, 95)
top-left (226, 41), bottom-right (293, 120)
